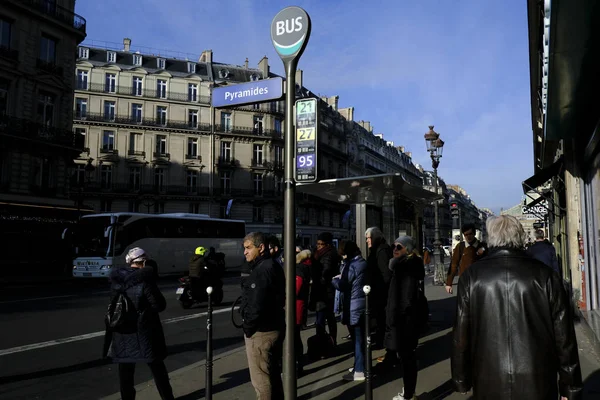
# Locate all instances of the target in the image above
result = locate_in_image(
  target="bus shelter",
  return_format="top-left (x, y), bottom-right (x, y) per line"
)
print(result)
top-left (297, 173), bottom-right (442, 256)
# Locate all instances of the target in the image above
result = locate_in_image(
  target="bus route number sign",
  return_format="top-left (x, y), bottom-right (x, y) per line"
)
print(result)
top-left (295, 98), bottom-right (318, 182)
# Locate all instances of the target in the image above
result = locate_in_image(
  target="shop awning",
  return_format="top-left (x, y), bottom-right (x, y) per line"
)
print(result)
top-left (297, 173), bottom-right (442, 207)
top-left (522, 156), bottom-right (564, 194)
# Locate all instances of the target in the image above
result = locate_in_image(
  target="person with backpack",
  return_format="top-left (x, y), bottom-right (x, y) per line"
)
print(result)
top-left (385, 236), bottom-right (425, 400)
top-left (105, 247), bottom-right (174, 400)
top-left (446, 223), bottom-right (487, 294)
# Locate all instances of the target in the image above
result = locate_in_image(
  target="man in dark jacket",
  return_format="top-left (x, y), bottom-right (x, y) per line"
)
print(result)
top-left (526, 229), bottom-right (560, 274)
top-left (365, 227), bottom-right (393, 353)
top-left (241, 232), bottom-right (285, 399)
top-left (451, 215), bottom-right (582, 400)
top-left (310, 232), bottom-right (341, 346)
top-left (107, 247), bottom-right (174, 400)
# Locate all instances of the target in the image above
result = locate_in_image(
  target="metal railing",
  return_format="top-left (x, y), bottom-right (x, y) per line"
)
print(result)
top-left (36, 59), bottom-right (63, 76)
top-left (0, 114), bottom-right (83, 149)
top-left (77, 83), bottom-right (211, 104)
top-left (18, 0), bottom-right (86, 33)
top-left (79, 183), bottom-right (210, 196)
top-left (74, 112), bottom-right (212, 132)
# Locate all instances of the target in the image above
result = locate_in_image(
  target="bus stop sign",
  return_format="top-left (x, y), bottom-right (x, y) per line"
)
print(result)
top-left (295, 98), bottom-right (318, 182)
top-left (271, 7), bottom-right (311, 63)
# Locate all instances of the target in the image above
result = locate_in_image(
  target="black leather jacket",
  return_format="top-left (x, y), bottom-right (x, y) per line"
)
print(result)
top-left (452, 247), bottom-right (582, 400)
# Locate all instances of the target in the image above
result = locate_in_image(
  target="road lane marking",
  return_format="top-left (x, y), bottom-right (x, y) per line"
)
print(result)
top-left (0, 295), bottom-right (78, 304)
top-left (0, 305), bottom-right (235, 357)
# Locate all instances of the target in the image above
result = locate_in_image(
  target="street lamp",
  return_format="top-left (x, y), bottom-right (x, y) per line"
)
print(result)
top-left (424, 126), bottom-right (445, 285)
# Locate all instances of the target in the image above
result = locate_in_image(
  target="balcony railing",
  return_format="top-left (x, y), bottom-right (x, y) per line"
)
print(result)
top-left (78, 83), bottom-right (211, 104)
top-left (18, 0), bottom-right (86, 34)
top-left (0, 46), bottom-right (18, 61)
top-left (215, 124), bottom-right (283, 139)
top-left (74, 112), bottom-right (212, 132)
top-left (185, 154), bottom-right (201, 160)
top-left (128, 150), bottom-right (145, 157)
top-left (36, 59), bottom-right (63, 76)
top-left (218, 188), bottom-right (280, 198)
top-left (0, 114), bottom-right (83, 150)
top-left (77, 183), bottom-right (210, 196)
top-left (217, 156), bottom-right (239, 168)
top-left (153, 152), bottom-right (170, 160)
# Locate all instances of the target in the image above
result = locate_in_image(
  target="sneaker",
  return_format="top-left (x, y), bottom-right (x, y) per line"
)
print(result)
top-left (348, 367), bottom-right (354, 372)
top-left (342, 371), bottom-right (365, 381)
top-left (392, 388), bottom-right (417, 400)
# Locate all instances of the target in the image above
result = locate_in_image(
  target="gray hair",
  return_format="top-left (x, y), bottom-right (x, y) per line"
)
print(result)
top-left (243, 232), bottom-right (267, 248)
top-left (534, 229), bottom-right (545, 240)
top-left (365, 227), bottom-right (384, 240)
top-left (486, 215), bottom-right (526, 249)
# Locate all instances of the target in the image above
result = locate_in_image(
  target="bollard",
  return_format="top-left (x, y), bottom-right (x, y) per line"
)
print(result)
top-left (363, 285), bottom-right (373, 400)
top-left (206, 286), bottom-right (213, 400)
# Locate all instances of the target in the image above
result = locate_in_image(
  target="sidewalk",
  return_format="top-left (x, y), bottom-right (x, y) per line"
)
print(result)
top-left (101, 277), bottom-right (600, 400)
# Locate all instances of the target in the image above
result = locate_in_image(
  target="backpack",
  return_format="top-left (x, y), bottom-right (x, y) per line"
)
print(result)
top-left (105, 289), bottom-right (139, 334)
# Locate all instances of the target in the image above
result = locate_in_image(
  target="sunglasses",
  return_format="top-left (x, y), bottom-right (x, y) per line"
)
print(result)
top-left (394, 244), bottom-right (404, 251)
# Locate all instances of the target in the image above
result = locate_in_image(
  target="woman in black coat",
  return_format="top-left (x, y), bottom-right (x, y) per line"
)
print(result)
top-left (106, 247), bottom-right (174, 400)
top-left (384, 236), bottom-right (424, 400)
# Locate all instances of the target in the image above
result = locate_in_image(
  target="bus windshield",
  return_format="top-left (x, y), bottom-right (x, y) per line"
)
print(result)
top-left (73, 216), bottom-right (113, 258)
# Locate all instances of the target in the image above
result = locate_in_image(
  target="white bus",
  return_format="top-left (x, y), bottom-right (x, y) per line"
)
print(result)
top-left (66, 213), bottom-right (246, 279)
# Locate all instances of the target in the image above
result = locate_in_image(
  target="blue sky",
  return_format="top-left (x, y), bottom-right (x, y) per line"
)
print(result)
top-left (75, 0), bottom-right (532, 214)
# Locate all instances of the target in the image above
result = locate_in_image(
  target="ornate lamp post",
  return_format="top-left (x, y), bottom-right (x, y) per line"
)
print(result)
top-left (424, 126), bottom-right (445, 285)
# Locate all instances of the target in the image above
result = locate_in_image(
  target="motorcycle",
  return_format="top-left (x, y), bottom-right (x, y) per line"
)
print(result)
top-left (176, 272), bottom-right (224, 309)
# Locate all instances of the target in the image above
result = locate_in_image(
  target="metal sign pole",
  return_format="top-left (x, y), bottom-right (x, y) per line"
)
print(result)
top-left (205, 286), bottom-right (213, 400)
top-left (271, 7), bottom-right (311, 399)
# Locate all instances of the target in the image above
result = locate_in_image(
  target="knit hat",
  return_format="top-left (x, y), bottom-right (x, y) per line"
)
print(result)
top-left (394, 236), bottom-right (415, 253)
top-left (317, 232), bottom-right (333, 245)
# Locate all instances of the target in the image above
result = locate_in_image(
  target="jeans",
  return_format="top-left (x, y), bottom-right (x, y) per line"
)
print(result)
top-left (118, 360), bottom-right (174, 400)
top-left (315, 305), bottom-right (337, 343)
top-left (398, 347), bottom-right (418, 398)
top-left (350, 321), bottom-right (365, 373)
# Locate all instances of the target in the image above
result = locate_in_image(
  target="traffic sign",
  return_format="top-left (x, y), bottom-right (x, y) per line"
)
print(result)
top-left (211, 77), bottom-right (283, 108)
top-left (271, 7), bottom-right (311, 62)
top-left (295, 98), bottom-right (318, 182)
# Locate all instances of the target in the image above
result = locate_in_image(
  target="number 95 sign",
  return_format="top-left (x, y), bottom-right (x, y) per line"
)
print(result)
top-left (295, 98), bottom-right (318, 182)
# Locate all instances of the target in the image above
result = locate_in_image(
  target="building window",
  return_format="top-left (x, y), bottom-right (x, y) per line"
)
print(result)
top-left (100, 200), bottom-right (112, 212)
top-left (189, 203), bottom-right (200, 214)
top-left (31, 156), bottom-right (53, 189)
top-left (156, 106), bottom-right (167, 125)
top-left (253, 103), bottom-right (260, 110)
top-left (75, 128), bottom-right (86, 145)
top-left (131, 103), bottom-right (142, 123)
top-left (154, 168), bottom-right (165, 190)
top-left (107, 51), bottom-right (116, 63)
top-left (220, 171), bottom-right (231, 195)
top-left (78, 47), bottom-right (89, 59)
top-left (102, 131), bottom-right (115, 151)
top-left (253, 173), bottom-right (263, 196)
top-left (74, 164), bottom-right (85, 185)
top-left (132, 77), bottom-right (142, 96)
top-left (157, 58), bottom-right (166, 69)
top-left (188, 62), bottom-right (196, 74)
top-left (275, 119), bottom-right (282, 134)
top-left (104, 101), bottom-right (115, 121)
top-left (105, 73), bottom-right (116, 93)
top-left (0, 80), bottom-right (8, 116)
top-left (221, 112), bottom-right (232, 132)
top-left (154, 202), bottom-right (165, 214)
top-left (100, 165), bottom-right (112, 189)
top-left (129, 132), bottom-right (137, 154)
top-left (274, 146), bottom-right (283, 165)
top-left (275, 176), bottom-right (283, 194)
top-left (253, 206), bottom-right (263, 222)
top-left (129, 200), bottom-right (140, 212)
top-left (133, 54), bottom-right (142, 66)
top-left (156, 79), bottom-right (167, 98)
top-left (220, 142), bottom-right (231, 161)
top-left (253, 144), bottom-right (263, 165)
top-left (155, 134), bottom-right (167, 155)
top-left (37, 92), bottom-right (54, 126)
top-left (75, 98), bottom-right (87, 118)
top-left (0, 18), bottom-right (11, 49)
top-left (39, 35), bottom-right (56, 63)
top-left (188, 109), bottom-right (198, 128)
top-left (188, 83), bottom-right (198, 102)
top-left (129, 166), bottom-right (141, 189)
top-left (253, 116), bottom-right (263, 135)
top-left (186, 170), bottom-right (198, 191)
top-left (76, 69), bottom-right (88, 90)
top-left (187, 138), bottom-right (198, 157)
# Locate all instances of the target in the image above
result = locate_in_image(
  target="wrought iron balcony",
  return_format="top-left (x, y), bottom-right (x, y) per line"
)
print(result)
top-left (0, 46), bottom-right (18, 61)
top-left (251, 159), bottom-right (270, 168)
top-left (36, 59), bottom-right (63, 76)
top-left (17, 0), bottom-right (86, 34)
top-left (217, 157), bottom-right (239, 168)
top-left (216, 124), bottom-right (282, 139)
top-left (0, 114), bottom-right (83, 150)
top-left (153, 152), bottom-right (170, 160)
top-left (77, 182), bottom-right (210, 196)
top-left (128, 150), bottom-right (145, 157)
top-left (100, 147), bottom-right (118, 155)
top-left (74, 112), bottom-right (211, 133)
top-left (185, 154), bottom-right (202, 161)
top-left (77, 83), bottom-right (210, 104)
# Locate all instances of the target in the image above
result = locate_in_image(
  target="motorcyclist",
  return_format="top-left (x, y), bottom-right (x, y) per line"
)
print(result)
top-left (189, 246), bottom-right (207, 297)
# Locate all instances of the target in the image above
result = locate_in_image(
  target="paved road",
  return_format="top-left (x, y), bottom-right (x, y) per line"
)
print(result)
top-left (0, 276), bottom-right (245, 400)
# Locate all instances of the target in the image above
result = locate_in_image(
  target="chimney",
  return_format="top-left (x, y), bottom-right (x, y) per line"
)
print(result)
top-left (327, 95), bottom-right (339, 111)
top-left (339, 107), bottom-right (354, 121)
top-left (199, 49), bottom-right (213, 63)
top-left (258, 56), bottom-right (269, 77)
top-left (406, 152), bottom-right (412, 158)
top-left (398, 146), bottom-right (405, 153)
top-left (123, 38), bottom-right (131, 52)
top-left (244, 58), bottom-right (249, 69)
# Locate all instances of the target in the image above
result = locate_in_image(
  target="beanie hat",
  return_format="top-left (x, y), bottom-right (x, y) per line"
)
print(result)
top-left (317, 232), bottom-right (333, 245)
top-left (394, 236), bottom-right (415, 253)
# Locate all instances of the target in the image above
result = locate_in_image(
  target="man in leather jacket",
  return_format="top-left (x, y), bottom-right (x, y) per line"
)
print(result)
top-left (451, 215), bottom-right (582, 400)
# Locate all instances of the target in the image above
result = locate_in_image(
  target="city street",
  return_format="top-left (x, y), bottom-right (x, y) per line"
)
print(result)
top-left (0, 276), bottom-right (245, 400)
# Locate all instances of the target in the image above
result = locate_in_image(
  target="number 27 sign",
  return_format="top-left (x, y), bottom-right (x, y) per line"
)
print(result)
top-left (295, 98), bottom-right (318, 182)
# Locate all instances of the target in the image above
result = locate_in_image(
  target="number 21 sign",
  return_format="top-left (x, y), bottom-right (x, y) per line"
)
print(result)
top-left (295, 98), bottom-right (318, 182)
